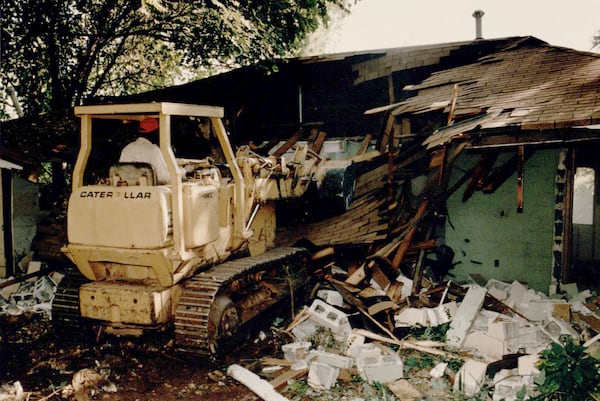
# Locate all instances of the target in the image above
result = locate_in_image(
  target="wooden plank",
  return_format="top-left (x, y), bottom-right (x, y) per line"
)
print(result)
top-left (516, 145), bottom-right (524, 213)
top-left (356, 134), bottom-right (372, 155)
top-left (310, 131), bottom-right (327, 154)
top-left (271, 131), bottom-right (301, 157)
top-left (391, 200), bottom-right (429, 270)
top-left (270, 368), bottom-right (308, 391)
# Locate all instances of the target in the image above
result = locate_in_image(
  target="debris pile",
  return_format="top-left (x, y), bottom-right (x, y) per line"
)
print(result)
top-left (0, 262), bottom-right (60, 320)
top-left (230, 273), bottom-right (600, 401)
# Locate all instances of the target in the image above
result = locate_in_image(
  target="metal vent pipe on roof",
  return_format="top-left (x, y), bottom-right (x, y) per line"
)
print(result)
top-left (472, 10), bottom-right (484, 39)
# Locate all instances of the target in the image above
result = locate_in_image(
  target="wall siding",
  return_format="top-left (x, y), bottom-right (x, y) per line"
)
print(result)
top-left (445, 149), bottom-right (559, 293)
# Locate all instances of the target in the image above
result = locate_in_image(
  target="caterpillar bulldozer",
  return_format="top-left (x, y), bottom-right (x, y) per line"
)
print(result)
top-left (53, 102), bottom-right (355, 358)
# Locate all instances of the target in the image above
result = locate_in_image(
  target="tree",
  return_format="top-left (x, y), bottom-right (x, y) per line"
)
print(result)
top-left (1, 0), bottom-right (352, 118)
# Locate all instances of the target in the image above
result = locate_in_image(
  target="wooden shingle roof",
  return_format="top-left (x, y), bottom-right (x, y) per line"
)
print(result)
top-left (386, 38), bottom-right (600, 148)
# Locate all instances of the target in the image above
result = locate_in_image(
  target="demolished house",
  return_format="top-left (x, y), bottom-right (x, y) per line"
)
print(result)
top-left (1, 36), bottom-right (600, 400)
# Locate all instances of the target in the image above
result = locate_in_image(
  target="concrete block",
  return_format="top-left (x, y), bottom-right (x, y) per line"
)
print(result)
top-left (316, 290), bottom-right (345, 308)
top-left (454, 359), bottom-right (488, 397)
top-left (291, 319), bottom-right (318, 341)
top-left (463, 332), bottom-right (505, 361)
top-left (488, 317), bottom-right (519, 341)
top-left (528, 299), bottom-right (566, 322)
top-left (307, 299), bottom-right (352, 341)
top-left (446, 286), bottom-right (487, 348)
top-left (492, 369), bottom-right (532, 401)
top-left (360, 353), bottom-right (404, 384)
top-left (516, 324), bottom-right (548, 353)
top-left (315, 350), bottom-right (353, 369)
top-left (343, 332), bottom-right (365, 358)
top-left (488, 317), bottom-right (519, 354)
top-left (517, 354), bottom-right (540, 377)
top-left (33, 276), bottom-right (56, 303)
top-left (355, 343), bottom-right (382, 370)
top-left (282, 341), bottom-right (312, 362)
top-left (307, 361), bottom-right (339, 391)
top-left (486, 278), bottom-right (511, 301)
top-left (506, 282), bottom-right (544, 316)
top-left (291, 359), bottom-right (309, 371)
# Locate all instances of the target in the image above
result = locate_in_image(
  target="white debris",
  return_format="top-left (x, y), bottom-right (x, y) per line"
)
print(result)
top-left (0, 381), bottom-right (25, 401)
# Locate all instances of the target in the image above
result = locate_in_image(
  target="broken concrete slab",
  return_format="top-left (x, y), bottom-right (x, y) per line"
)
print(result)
top-left (454, 359), bottom-right (488, 397)
top-left (446, 285), bottom-right (487, 348)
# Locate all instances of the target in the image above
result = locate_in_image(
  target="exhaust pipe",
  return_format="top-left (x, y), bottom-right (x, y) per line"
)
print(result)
top-left (472, 10), bottom-right (484, 40)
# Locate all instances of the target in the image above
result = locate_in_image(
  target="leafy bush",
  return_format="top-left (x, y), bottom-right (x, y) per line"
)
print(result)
top-left (533, 337), bottom-right (600, 401)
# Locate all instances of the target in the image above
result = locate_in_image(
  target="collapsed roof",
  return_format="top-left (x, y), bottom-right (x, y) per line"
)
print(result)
top-left (367, 37), bottom-right (600, 149)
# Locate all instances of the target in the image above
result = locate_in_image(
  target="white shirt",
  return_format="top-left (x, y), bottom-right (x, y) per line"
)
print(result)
top-left (119, 137), bottom-right (170, 184)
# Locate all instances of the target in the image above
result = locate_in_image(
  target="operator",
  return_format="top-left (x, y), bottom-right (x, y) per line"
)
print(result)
top-left (119, 117), bottom-right (170, 184)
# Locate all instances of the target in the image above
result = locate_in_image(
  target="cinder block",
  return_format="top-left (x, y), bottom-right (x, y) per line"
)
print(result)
top-left (315, 350), bottom-right (353, 369)
top-left (33, 276), bottom-right (56, 303)
top-left (359, 353), bottom-right (404, 384)
top-left (307, 299), bottom-right (352, 340)
top-left (454, 359), bottom-right (488, 397)
top-left (282, 341), bottom-right (312, 362)
top-left (307, 361), bottom-right (339, 391)
top-left (343, 332), bottom-right (365, 358)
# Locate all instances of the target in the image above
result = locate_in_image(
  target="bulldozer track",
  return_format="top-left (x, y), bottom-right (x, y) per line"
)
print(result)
top-left (174, 246), bottom-right (308, 360)
top-left (52, 270), bottom-right (89, 338)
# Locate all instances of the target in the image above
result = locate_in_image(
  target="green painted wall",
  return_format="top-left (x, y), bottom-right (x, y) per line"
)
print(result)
top-left (444, 149), bottom-right (559, 293)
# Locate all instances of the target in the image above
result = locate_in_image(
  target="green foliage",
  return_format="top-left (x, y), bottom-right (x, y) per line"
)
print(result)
top-left (308, 326), bottom-right (339, 349)
top-left (1, 0), bottom-right (353, 117)
top-left (409, 322), bottom-right (450, 342)
top-left (532, 337), bottom-right (600, 401)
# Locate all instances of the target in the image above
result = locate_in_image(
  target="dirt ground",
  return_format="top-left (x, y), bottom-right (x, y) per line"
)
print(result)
top-left (0, 312), bottom-right (293, 401)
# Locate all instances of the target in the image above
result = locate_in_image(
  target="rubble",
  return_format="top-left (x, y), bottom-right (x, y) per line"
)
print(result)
top-left (236, 272), bottom-right (600, 401)
top-left (0, 263), bottom-right (60, 320)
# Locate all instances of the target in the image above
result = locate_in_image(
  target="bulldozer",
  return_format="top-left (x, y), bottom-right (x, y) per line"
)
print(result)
top-left (53, 102), bottom-right (355, 358)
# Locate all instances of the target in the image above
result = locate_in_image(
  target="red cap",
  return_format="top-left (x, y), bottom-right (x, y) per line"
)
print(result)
top-left (139, 118), bottom-right (159, 133)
